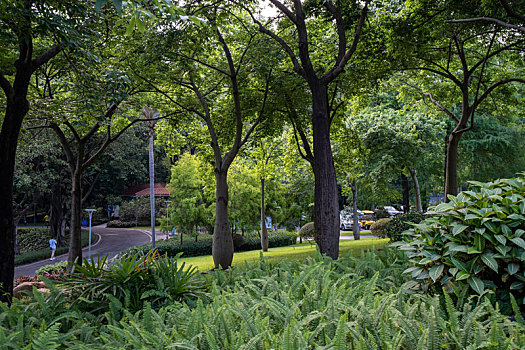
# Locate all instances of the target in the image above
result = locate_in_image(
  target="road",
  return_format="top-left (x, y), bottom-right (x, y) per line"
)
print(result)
top-left (14, 225), bottom-right (155, 278)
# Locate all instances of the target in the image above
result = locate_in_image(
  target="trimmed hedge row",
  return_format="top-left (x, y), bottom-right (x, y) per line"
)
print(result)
top-left (122, 232), bottom-right (297, 258)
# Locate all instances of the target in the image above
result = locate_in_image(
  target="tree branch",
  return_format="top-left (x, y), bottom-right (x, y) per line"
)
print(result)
top-left (403, 82), bottom-right (459, 124)
top-left (241, 69), bottom-right (272, 147)
top-left (321, 1), bottom-right (368, 84)
top-left (31, 45), bottom-right (62, 73)
top-left (446, 17), bottom-right (525, 33)
top-left (0, 71), bottom-right (14, 102)
top-left (471, 78), bottom-right (525, 112)
top-left (50, 123), bottom-right (76, 168)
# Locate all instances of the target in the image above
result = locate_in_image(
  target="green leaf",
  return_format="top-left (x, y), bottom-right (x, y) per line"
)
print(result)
top-left (484, 221), bottom-right (498, 233)
top-left (494, 235), bottom-right (507, 245)
top-left (481, 254), bottom-right (498, 273)
top-left (451, 256), bottom-right (468, 272)
top-left (96, 0), bottom-right (108, 12)
top-left (452, 224), bottom-right (468, 236)
top-left (429, 264), bottom-right (444, 282)
top-left (112, 0), bottom-right (122, 13)
top-left (456, 271), bottom-right (470, 281)
top-left (507, 213), bottom-right (525, 220)
top-left (495, 245), bottom-right (511, 256)
top-left (464, 214), bottom-right (479, 221)
top-left (468, 277), bottom-right (485, 294)
top-left (510, 237), bottom-right (525, 249)
top-left (510, 282), bottom-right (524, 290)
top-left (501, 224), bottom-right (512, 236)
top-left (508, 263), bottom-right (519, 275)
top-left (475, 227), bottom-right (486, 235)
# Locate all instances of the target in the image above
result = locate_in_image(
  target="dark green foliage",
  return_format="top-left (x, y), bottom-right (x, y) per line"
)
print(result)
top-left (370, 218), bottom-right (391, 237)
top-left (16, 228), bottom-right (52, 254)
top-left (15, 230), bottom-right (92, 266)
top-left (297, 222), bottom-right (314, 240)
top-left (122, 232), bottom-right (297, 258)
top-left (385, 211), bottom-right (425, 241)
top-left (61, 252), bottom-right (208, 314)
top-left (375, 208), bottom-right (391, 219)
top-left (398, 175), bottom-right (525, 312)
top-left (2, 248), bottom-right (524, 348)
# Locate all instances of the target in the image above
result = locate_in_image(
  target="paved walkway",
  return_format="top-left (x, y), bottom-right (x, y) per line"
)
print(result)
top-left (14, 225), bottom-right (160, 278)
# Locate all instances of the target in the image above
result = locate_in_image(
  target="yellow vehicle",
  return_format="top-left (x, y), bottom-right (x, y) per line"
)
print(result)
top-left (360, 210), bottom-right (375, 230)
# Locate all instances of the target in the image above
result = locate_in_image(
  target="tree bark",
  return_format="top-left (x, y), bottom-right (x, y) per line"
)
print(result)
top-left (407, 167), bottom-right (422, 212)
top-left (311, 82), bottom-right (340, 259)
top-left (0, 101), bottom-right (29, 303)
top-left (212, 170), bottom-right (234, 269)
top-left (68, 169), bottom-right (83, 266)
top-left (351, 179), bottom-right (360, 240)
top-left (444, 132), bottom-right (463, 201)
top-left (260, 177), bottom-right (269, 251)
top-left (401, 172), bottom-right (410, 213)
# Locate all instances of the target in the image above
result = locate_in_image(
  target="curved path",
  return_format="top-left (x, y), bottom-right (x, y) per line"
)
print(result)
top-left (14, 225), bottom-right (153, 278)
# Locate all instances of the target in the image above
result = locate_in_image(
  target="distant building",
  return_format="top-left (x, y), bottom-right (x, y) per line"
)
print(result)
top-left (122, 183), bottom-right (171, 198)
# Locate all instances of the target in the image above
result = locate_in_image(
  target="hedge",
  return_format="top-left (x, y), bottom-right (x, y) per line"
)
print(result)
top-left (122, 232), bottom-right (297, 258)
top-left (15, 229), bottom-right (93, 266)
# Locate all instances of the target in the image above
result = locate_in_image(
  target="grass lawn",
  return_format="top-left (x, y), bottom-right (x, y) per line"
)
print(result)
top-left (179, 237), bottom-right (389, 271)
top-left (340, 229), bottom-right (372, 235)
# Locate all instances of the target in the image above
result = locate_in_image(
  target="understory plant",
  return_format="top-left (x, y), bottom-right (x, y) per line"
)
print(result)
top-left (385, 211), bottom-right (425, 241)
top-left (1, 248), bottom-right (524, 349)
top-left (60, 251), bottom-right (208, 314)
top-left (398, 175), bottom-right (525, 313)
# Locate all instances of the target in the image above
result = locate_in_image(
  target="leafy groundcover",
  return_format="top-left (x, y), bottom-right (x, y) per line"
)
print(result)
top-left (1, 247), bottom-right (524, 349)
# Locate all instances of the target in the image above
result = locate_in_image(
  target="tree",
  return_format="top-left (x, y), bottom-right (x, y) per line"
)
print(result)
top-left (131, 5), bottom-right (274, 268)
top-left (392, 0), bottom-right (525, 200)
top-left (0, 0), bottom-right (92, 303)
top-left (243, 0), bottom-right (368, 259)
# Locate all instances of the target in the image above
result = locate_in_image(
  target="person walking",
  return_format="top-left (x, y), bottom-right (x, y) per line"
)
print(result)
top-left (49, 236), bottom-right (57, 260)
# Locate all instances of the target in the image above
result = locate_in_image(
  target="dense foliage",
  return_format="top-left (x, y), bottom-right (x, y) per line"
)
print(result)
top-left (370, 218), bottom-right (391, 237)
top-left (385, 212), bottom-right (425, 242)
top-left (61, 252), bottom-right (208, 314)
top-left (399, 176), bottom-right (525, 312)
top-left (122, 232), bottom-right (297, 258)
top-left (1, 249), bottom-right (524, 348)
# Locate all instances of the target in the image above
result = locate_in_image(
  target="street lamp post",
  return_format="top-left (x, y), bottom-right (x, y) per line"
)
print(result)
top-left (84, 209), bottom-right (96, 260)
top-left (165, 200), bottom-right (172, 240)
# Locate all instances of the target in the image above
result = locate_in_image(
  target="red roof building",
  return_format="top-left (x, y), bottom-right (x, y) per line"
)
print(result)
top-left (122, 183), bottom-right (171, 197)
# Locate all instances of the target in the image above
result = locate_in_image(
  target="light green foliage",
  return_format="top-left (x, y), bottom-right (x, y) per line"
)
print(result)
top-left (166, 153), bottom-right (214, 235)
top-left (2, 249), bottom-right (524, 348)
top-left (370, 218), bottom-right (391, 237)
top-left (228, 161), bottom-right (260, 233)
top-left (398, 175), bottom-right (525, 312)
top-left (298, 222), bottom-right (314, 240)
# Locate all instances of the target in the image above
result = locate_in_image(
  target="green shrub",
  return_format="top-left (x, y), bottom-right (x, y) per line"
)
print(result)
top-left (15, 229), bottom-right (92, 266)
top-left (16, 228), bottom-right (51, 254)
top-left (398, 176), bottom-right (525, 312)
top-left (375, 208), bottom-right (390, 219)
top-left (3, 250), bottom-right (524, 349)
top-left (122, 232), bottom-right (297, 258)
top-left (61, 252), bottom-right (208, 314)
top-left (385, 211), bottom-right (425, 241)
top-left (370, 218), bottom-right (390, 237)
top-left (298, 222), bottom-right (314, 239)
top-left (36, 261), bottom-right (67, 275)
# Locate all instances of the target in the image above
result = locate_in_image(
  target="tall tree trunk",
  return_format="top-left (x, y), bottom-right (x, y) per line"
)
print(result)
top-left (311, 83), bottom-right (340, 259)
top-left (407, 167), bottom-right (422, 213)
top-left (351, 180), bottom-right (360, 240)
top-left (0, 102), bottom-right (28, 303)
top-left (212, 170), bottom-right (234, 269)
top-left (68, 169), bottom-right (83, 266)
top-left (260, 177), bottom-right (268, 251)
top-left (401, 172), bottom-right (409, 213)
top-left (444, 132), bottom-right (462, 201)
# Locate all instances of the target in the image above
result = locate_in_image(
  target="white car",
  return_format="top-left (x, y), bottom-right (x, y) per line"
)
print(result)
top-left (340, 215), bottom-right (354, 230)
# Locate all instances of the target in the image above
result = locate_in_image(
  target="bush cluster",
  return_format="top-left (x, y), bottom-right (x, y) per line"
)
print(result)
top-left (370, 218), bottom-right (390, 237)
top-left (16, 228), bottom-right (51, 254)
top-left (297, 222), bottom-right (314, 240)
top-left (385, 211), bottom-right (425, 241)
top-left (122, 232), bottom-right (297, 258)
top-left (398, 176), bottom-right (525, 313)
top-left (2, 249), bottom-right (524, 349)
top-left (61, 252), bottom-right (208, 314)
